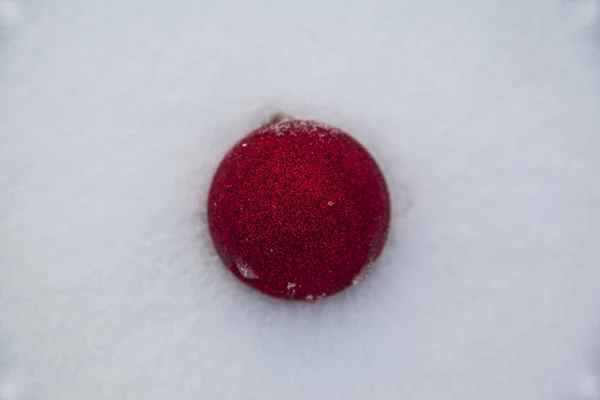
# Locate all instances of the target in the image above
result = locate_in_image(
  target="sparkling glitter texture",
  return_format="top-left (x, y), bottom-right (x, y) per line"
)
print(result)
top-left (207, 118), bottom-right (391, 300)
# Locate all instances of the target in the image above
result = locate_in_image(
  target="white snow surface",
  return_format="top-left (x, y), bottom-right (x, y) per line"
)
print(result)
top-left (1, 0), bottom-right (600, 399)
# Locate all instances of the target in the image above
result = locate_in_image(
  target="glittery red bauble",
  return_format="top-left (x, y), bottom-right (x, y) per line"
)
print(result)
top-left (207, 118), bottom-right (391, 301)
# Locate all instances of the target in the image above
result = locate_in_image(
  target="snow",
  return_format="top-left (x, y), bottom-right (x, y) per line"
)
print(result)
top-left (1, 0), bottom-right (599, 399)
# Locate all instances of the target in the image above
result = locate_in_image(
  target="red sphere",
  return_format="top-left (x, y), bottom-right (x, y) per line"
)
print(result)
top-left (207, 118), bottom-right (391, 300)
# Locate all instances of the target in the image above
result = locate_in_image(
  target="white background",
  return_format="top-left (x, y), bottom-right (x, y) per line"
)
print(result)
top-left (1, 0), bottom-right (600, 399)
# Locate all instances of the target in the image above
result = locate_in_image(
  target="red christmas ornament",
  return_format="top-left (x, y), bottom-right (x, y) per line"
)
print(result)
top-left (207, 117), bottom-right (391, 300)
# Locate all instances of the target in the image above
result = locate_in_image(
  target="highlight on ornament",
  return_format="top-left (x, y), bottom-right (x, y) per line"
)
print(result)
top-left (207, 116), bottom-right (391, 301)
